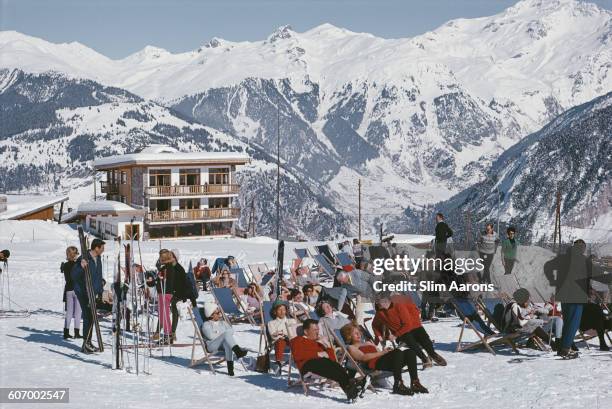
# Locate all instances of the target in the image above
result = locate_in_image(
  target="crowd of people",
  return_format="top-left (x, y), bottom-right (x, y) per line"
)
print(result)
top-left (55, 213), bottom-right (610, 402)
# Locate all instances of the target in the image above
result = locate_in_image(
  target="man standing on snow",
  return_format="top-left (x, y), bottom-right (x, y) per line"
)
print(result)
top-left (434, 213), bottom-right (453, 258)
top-left (71, 238), bottom-right (105, 354)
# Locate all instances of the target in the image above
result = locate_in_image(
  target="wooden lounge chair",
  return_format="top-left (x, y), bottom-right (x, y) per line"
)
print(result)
top-left (187, 306), bottom-right (226, 373)
top-left (285, 323), bottom-right (338, 396)
top-left (452, 297), bottom-right (524, 355)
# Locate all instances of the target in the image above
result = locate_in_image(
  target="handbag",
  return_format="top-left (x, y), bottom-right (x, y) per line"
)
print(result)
top-left (255, 351), bottom-right (270, 373)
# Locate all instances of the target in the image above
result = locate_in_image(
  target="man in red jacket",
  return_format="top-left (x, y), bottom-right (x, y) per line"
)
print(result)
top-left (290, 319), bottom-right (368, 402)
top-left (372, 294), bottom-right (447, 368)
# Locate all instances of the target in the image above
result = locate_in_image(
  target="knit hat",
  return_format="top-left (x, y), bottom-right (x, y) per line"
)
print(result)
top-left (203, 302), bottom-right (219, 318)
top-left (513, 288), bottom-right (530, 304)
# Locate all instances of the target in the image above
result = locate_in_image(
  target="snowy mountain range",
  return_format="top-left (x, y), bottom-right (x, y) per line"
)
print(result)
top-left (0, 0), bottom-right (611, 239)
top-left (436, 91), bottom-right (612, 244)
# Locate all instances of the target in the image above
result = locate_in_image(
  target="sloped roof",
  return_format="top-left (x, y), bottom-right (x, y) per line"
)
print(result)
top-left (0, 195), bottom-right (69, 220)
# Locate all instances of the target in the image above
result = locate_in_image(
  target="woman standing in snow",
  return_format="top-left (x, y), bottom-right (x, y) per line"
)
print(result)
top-left (60, 246), bottom-right (82, 339)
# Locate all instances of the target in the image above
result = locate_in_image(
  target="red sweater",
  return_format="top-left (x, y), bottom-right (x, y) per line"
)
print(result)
top-left (289, 336), bottom-right (336, 371)
top-left (372, 295), bottom-right (422, 340)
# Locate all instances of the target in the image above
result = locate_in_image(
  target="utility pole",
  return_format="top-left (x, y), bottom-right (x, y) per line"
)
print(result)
top-left (93, 172), bottom-right (97, 201)
top-left (248, 198), bottom-right (255, 237)
top-left (358, 179), bottom-right (362, 241)
top-left (496, 187), bottom-right (501, 235)
top-left (465, 210), bottom-right (472, 250)
top-left (276, 105), bottom-right (280, 241)
top-left (552, 188), bottom-right (562, 251)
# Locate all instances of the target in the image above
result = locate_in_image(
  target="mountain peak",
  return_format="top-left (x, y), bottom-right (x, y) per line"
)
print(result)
top-left (268, 25), bottom-right (294, 42)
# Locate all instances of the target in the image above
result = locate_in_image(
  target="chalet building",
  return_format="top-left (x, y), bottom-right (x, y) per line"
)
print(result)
top-left (0, 194), bottom-right (69, 221)
top-left (93, 145), bottom-right (249, 239)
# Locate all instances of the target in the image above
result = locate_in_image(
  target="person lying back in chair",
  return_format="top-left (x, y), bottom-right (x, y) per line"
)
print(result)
top-left (289, 319), bottom-right (369, 403)
top-left (202, 302), bottom-right (249, 376)
top-left (340, 323), bottom-right (428, 396)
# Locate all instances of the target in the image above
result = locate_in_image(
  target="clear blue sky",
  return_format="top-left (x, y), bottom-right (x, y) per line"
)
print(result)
top-left (1, 0), bottom-right (610, 58)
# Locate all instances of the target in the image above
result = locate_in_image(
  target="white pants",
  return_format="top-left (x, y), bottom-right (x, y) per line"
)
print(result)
top-left (65, 290), bottom-right (82, 330)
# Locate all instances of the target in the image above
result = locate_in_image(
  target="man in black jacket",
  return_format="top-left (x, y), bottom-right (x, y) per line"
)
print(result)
top-left (434, 213), bottom-right (453, 258)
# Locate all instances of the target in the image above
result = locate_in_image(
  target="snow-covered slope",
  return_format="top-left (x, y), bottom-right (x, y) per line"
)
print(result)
top-left (436, 91), bottom-right (612, 244)
top-left (0, 0), bottom-right (611, 235)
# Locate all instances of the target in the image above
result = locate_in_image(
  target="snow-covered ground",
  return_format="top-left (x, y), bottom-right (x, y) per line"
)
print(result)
top-left (0, 221), bottom-right (610, 409)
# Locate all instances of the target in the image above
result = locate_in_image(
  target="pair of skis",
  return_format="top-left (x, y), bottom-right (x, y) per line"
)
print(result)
top-left (77, 226), bottom-right (104, 352)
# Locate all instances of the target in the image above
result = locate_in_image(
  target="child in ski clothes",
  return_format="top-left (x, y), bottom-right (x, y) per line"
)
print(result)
top-left (477, 223), bottom-right (500, 284)
top-left (289, 319), bottom-right (365, 402)
top-left (373, 295), bottom-right (447, 368)
top-left (503, 288), bottom-right (555, 343)
top-left (501, 227), bottom-right (519, 275)
top-left (61, 246), bottom-right (81, 339)
top-left (267, 302), bottom-right (297, 364)
top-left (341, 323), bottom-right (429, 395)
top-left (201, 302), bottom-right (248, 376)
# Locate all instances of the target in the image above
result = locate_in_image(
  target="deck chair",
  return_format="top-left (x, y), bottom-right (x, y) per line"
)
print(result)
top-left (315, 244), bottom-right (337, 266)
top-left (476, 297), bottom-right (506, 332)
top-left (294, 248), bottom-right (310, 259)
top-left (324, 323), bottom-right (378, 393)
top-left (312, 254), bottom-right (336, 280)
top-left (187, 306), bottom-right (226, 373)
top-left (248, 263), bottom-right (269, 284)
top-left (231, 267), bottom-right (250, 287)
top-left (285, 324), bottom-right (338, 395)
top-left (336, 252), bottom-right (354, 268)
top-left (212, 287), bottom-right (256, 325)
top-left (452, 297), bottom-right (523, 355)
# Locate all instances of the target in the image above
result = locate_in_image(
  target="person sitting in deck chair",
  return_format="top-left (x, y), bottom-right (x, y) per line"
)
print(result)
top-left (201, 302), bottom-right (249, 376)
top-left (373, 294), bottom-right (447, 368)
top-left (242, 282), bottom-right (262, 314)
top-left (211, 256), bottom-right (236, 277)
top-left (288, 289), bottom-right (315, 321)
top-left (302, 284), bottom-right (318, 308)
top-left (213, 267), bottom-right (237, 289)
top-left (341, 323), bottom-right (428, 395)
top-left (503, 288), bottom-right (555, 348)
top-left (267, 301), bottom-right (298, 373)
top-left (579, 289), bottom-right (611, 351)
top-left (290, 319), bottom-right (369, 403)
top-left (316, 300), bottom-right (351, 340)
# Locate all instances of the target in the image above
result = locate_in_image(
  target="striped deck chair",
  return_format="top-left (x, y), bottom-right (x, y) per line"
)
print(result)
top-left (294, 248), bottom-right (310, 260)
top-left (211, 287), bottom-right (256, 325)
top-left (452, 297), bottom-right (523, 355)
top-left (315, 244), bottom-right (337, 266)
top-left (187, 306), bottom-right (226, 373)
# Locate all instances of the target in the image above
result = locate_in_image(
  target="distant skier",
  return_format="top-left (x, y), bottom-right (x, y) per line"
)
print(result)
top-left (60, 246), bottom-right (82, 339)
top-left (434, 213), bottom-right (453, 258)
top-left (71, 238), bottom-right (105, 354)
top-left (501, 226), bottom-right (519, 275)
top-left (477, 223), bottom-right (499, 284)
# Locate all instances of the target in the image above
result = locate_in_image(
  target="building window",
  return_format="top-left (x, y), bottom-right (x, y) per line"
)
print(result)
top-left (120, 171), bottom-right (127, 184)
top-left (205, 222), bottom-right (232, 236)
top-left (150, 199), bottom-right (171, 212)
top-left (149, 169), bottom-right (171, 187)
top-left (179, 198), bottom-right (200, 210)
top-left (209, 167), bottom-right (229, 185)
top-left (120, 195), bottom-right (127, 204)
top-left (179, 169), bottom-right (200, 186)
top-left (209, 197), bottom-right (229, 208)
top-left (90, 218), bottom-right (97, 230)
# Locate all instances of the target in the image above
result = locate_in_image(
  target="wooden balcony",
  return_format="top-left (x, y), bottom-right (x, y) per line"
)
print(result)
top-left (146, 184), bottom-right (240, 197)
top-left (146, 207), bottom-right (240, 223)
top-left (100, 181), bottom-right (119, 194)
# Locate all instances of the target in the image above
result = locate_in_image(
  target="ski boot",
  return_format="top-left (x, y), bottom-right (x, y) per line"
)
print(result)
top-left (410, 379), bottom-right (429, 394)
top-left (63, 328), bottom-right (73, 339)
top-left (232, 345), bottom-right (248, 359)
top-left (74, 329), bottom-right (82, 339)
top-left (392, 380), bottom-right (414, 396)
